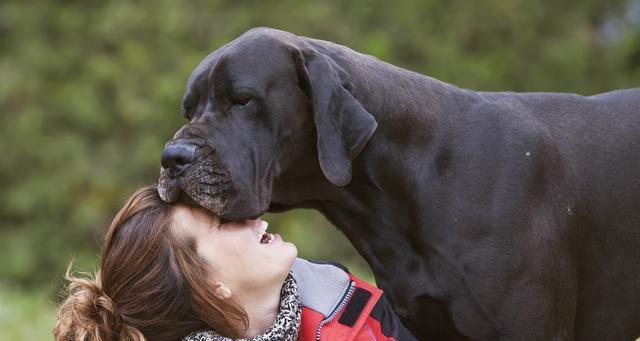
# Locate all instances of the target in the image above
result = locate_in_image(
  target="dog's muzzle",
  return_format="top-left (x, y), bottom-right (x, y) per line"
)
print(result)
top-left (157, 143), bottom-right (232, 214)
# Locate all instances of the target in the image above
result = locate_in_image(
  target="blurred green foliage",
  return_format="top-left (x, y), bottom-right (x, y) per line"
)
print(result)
top-left (1, 0), bottom-right (638, 339)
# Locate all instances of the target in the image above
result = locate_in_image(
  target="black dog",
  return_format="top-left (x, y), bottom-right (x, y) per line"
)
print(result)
top-left (158, 28), bottom-right (640, 340)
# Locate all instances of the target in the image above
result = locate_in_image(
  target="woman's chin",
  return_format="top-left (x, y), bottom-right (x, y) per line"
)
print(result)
top-left (285, 242), bottom-right (298, 265)
top-left (256, 238), bottom-right (297, 285)
top-left (266, 235), bottom-right (297, 261)
top-left (278, 243), bottom-right (298, 278)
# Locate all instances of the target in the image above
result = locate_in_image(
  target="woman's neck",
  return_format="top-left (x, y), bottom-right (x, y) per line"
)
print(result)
top-left (240, 280), bottom-right (284, 338)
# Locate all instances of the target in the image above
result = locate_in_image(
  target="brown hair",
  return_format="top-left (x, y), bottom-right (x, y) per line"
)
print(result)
top-left (54, 186), bottom-right (248, 340)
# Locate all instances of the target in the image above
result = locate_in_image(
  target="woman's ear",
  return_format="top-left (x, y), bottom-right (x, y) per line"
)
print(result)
top-left (214, 282), bottom-right (233, 299)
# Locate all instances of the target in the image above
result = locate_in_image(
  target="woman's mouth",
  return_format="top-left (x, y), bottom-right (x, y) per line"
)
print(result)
top-left (257, 220), bottom-right (276, 244)
top-left (260, 232), bottom-right (275, 244)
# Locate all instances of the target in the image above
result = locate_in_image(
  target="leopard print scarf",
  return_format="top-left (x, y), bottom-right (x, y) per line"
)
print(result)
top-left (183, 274), bottom-right (301, 341)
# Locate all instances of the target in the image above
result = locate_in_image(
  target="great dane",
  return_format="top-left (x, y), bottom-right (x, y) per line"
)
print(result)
top-left (157, 28), bottom-right (640, 340)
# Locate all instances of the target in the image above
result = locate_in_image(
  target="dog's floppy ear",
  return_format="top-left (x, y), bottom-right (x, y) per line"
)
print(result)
top-left (293, 49), bottom-right (377, 186)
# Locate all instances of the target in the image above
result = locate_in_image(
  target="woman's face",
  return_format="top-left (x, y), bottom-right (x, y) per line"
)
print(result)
top-left (171, 205), bottom-right (297, 299)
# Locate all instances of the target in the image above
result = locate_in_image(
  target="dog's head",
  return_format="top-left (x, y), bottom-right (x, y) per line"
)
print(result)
top-left (158, 28), bottom-right (377, 221)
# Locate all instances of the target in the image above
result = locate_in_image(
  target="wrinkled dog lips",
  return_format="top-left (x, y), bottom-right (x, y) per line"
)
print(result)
top-left (157, 174), bottom-right (182, 203)
top-left (157, 151), bottom-right (232, 215)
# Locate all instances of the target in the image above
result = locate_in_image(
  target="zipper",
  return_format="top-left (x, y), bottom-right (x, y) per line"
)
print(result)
top-left (315, 280), bottom-right (356, 341)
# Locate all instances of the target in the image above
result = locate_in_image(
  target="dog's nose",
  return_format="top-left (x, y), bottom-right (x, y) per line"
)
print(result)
top-left (161, 142), bottom-right (197, 178)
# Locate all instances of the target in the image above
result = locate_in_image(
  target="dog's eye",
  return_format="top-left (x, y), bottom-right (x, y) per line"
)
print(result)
top-left (231, 95), bottom-right (252, 107)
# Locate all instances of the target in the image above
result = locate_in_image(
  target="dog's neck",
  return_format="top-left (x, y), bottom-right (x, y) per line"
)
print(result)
top-left (304, 37), bottom-right (479, 133)
top-left (272, 40), bottom-right (482, 310)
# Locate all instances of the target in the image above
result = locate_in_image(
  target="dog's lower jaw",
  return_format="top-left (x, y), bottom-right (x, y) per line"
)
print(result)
top-left (218, 193), bottom-right (270, 221)
top-left (220, 206), bottom-right (266, 221)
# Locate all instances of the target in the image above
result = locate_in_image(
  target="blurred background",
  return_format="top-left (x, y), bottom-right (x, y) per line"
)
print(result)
top-left (1, 0), bottom-right (639, 339)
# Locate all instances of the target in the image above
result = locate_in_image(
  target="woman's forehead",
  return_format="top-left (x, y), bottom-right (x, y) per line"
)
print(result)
top-left (171, 204), bottom-right (220, 234)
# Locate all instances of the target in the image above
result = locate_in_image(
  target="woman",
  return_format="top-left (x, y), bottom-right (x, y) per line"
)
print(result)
top-left (54, 186), bottom-right (416, 341)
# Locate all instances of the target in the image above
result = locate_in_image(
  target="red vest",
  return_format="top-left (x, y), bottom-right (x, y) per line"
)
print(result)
top-left (298, 274), bottom-right (395, 341)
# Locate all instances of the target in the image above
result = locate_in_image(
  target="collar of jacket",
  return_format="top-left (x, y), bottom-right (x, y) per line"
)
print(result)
top-left (292, 259), bottom-right (385, 341)
top-left (291, 258), bottom-right (352, 317)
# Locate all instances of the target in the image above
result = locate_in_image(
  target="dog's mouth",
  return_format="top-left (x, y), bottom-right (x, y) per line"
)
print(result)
top-left (157, 151), bottom-right (233, 215)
